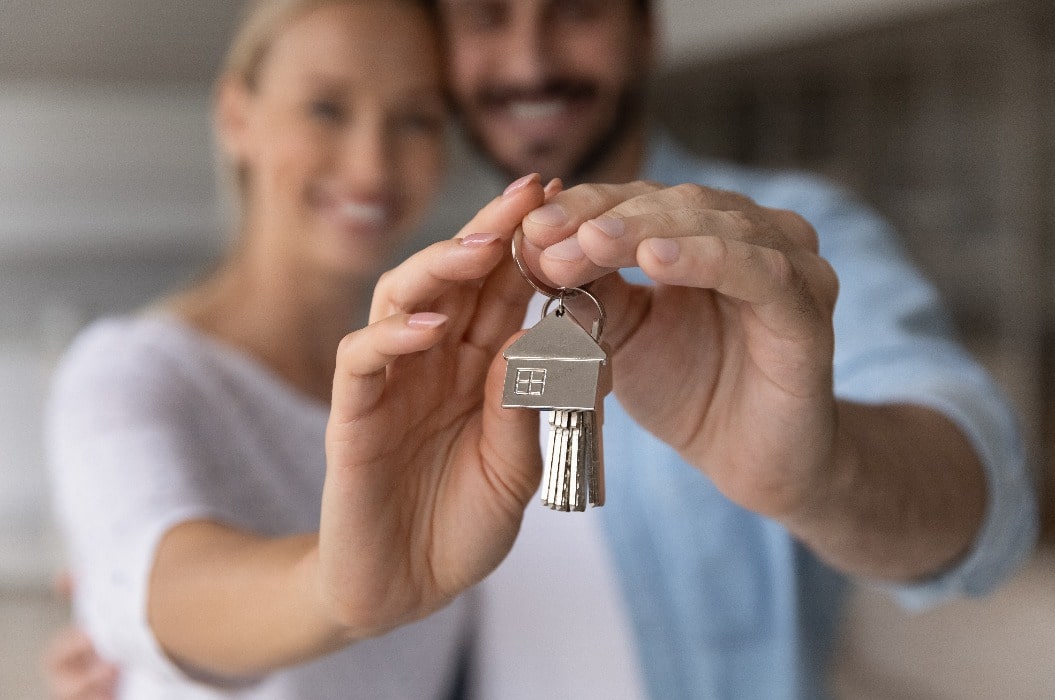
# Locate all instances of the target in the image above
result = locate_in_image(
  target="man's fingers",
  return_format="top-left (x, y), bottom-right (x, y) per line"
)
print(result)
top-left (44, 627), bottom-right (119, 700)
top-left (637, 235), bottom-right (838, 337)
top-left (537, 207), bottom-right (755, 288)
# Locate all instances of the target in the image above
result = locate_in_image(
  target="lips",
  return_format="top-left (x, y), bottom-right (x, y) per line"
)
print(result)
top-left (338, 201), bottom-right (388, 228)
top-left (508, 99), bottom-right (569, 121)
top-left (476, 80), bottom-right (597, 136)
top-left (312, 188), bottom-right (396, 240)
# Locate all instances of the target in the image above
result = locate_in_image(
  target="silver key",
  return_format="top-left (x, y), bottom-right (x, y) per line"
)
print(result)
top-left (503, 294), bottom-right (610, 511)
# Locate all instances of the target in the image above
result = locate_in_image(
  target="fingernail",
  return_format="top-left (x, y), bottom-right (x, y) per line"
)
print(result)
top-left (459, 232), bottom-right (501, 246)
top-left (647, 238), bottom-right (680, 264)
top-left (544, 236), bottom-right (584, 262)
top-left (589, 216), bottom-right (625, 238)
top-left (544, 178), bottom-right (563, 197)
top-left (503, 173), bottom-right (539, 197)
top-left (407, 312), bottom-right (448, 329)
top-left (527, 203), bottom-right (569, 228)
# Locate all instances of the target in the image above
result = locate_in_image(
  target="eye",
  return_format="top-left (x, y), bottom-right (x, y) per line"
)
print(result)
top-left (309, 98), bottom-right (343, 124)
top-left (395, 110), bottom-right (445, 137)
top-left (450, 1), bottom-right (508, 33)
top-left (552, 0), bottom-right (605, 23)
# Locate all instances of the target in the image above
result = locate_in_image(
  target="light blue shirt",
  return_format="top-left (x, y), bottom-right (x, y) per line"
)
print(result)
top-left (596, 133), bottom-right (1037, 699)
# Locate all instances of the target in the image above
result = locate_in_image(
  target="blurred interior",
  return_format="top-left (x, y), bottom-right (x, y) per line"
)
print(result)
top-left (1, 0), bottom-right (1053, 696)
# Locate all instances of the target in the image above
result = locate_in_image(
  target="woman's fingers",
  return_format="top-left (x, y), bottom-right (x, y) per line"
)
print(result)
top-left (368, 234), bottom-right (506, 324)
top-left (453, 173), bottom-right (545, 242)
top-left (330, 313), bottom-right (449, 426)
top-left (368, 174), bottom-right (546, 325)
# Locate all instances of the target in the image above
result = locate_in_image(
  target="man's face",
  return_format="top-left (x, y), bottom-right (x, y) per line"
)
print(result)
top-left (439, 0), bottom-right (652, 183)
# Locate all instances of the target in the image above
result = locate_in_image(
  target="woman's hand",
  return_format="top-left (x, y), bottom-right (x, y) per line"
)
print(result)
top-left (319, 174), bottom-right (548, 635)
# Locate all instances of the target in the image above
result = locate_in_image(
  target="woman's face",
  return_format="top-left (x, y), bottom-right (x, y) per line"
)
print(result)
top-left (221, 1), bottom-right (446, 279)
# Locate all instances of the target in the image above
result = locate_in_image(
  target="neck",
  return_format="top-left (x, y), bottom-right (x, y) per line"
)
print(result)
top-left (572, 122), bottom-right (648, 185)
top-left (167, 227), bottom-right (369, 402)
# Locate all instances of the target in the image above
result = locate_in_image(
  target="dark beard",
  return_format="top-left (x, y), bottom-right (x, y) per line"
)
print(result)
top-left (454, 79), bottom-right (646, 185)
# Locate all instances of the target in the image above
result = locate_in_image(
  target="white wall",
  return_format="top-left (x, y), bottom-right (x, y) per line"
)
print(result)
top-left (0, 82), bottom-right (222, 258)
top-left (659, 0), bottom-right (990, 63)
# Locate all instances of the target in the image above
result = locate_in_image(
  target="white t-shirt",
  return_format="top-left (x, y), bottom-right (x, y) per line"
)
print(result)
top-left (47, 315), bottom-right (473, 699)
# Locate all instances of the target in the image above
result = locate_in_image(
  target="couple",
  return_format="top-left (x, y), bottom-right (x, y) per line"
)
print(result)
top-left (46, 0), bottom-right (1036, 698)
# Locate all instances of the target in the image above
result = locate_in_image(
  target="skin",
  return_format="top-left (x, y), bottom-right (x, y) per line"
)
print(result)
top-left (439, 0), bottom-right (987, 582)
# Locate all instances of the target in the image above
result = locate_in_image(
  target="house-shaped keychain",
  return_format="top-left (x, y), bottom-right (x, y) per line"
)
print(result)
top-left (502, 309), bottom-right (610, 411)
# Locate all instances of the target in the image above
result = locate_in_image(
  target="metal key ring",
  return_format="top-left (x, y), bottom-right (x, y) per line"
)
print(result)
top-left (511, 226), bottom-right (565, 299)
top-left (511, 226), bottom-right (607, 339)
top-left (542, 287), bottom-right (606, 341)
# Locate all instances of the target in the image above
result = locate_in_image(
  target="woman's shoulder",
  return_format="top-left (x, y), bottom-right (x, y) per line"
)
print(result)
top-left (50, 312), bottom-right (220, 404)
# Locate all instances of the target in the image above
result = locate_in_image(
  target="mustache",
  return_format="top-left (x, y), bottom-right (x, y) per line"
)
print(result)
top-left (473, 79), bottom-right (598, 108)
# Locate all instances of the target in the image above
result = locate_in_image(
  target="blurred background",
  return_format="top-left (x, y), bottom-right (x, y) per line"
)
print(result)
top-left (1, 0), bottom-right (1052, 696)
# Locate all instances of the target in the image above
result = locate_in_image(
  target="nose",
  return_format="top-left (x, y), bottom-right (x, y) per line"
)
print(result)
top-left (338, 116), bottom-right (392, 194)
top-left (496, 14), bottom-right (552, 86)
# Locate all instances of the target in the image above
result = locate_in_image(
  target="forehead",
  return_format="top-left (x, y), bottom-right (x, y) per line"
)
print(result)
top-left (263, 2), bottom-right (442, 85)
top-left (438, 0), bottom-right (642, 19)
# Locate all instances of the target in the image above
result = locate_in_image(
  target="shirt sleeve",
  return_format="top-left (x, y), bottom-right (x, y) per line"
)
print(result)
top-left (793, 178), bottom-right (1038, 607)
top-left (45, 320), bottom-right (231, 682)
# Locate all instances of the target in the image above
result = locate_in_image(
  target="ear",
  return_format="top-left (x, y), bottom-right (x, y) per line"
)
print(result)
top-left (214, 76), bottom-right (254, 163)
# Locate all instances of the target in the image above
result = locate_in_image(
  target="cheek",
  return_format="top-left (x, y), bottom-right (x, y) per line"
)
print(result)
top-left (252, 127), bottom-right (329, 196)
top-left (447, 45), bottom-right (487, 97)
top-left (398, 141), bottom-right (444, 217)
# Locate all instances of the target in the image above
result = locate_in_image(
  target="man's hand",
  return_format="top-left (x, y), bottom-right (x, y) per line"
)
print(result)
top-left (42, 574), bottom-right (118, 700)
top-left (518, 181), bottom-right (986, 582)
top-left (520, 181), bottom-right (840, 521)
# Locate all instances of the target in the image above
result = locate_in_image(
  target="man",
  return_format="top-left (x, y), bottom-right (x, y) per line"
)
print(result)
top-left (432, 1), bottom-right (1035, 698)
top-left (47, 1), bottom-right (1036, 698)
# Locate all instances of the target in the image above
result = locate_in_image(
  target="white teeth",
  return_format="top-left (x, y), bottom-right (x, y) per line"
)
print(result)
top-left (509, 100), bottom-right (565, 120)
top-left (340, 202), bottom-right (387, 226)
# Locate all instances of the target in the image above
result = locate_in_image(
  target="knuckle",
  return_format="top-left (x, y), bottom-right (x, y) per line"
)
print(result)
top-left (723, 208), bottom-right (754, 235)
top-left (669, 182), bottom-right (711, 208)
top-left (564, 182), bottom-right (611, 210)
top-left (774, 208), bottom-right (820, 250)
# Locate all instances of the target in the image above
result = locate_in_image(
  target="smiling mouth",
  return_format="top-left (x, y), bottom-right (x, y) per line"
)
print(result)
top-left (478, 80), bottom-right (597, 121)
top-left (339, 201), bottom-right (388, 228)
top-left (507, 99), bottom-right (569, 121)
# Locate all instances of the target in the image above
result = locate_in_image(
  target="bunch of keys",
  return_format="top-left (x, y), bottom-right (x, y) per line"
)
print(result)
top-left (502, 228), bottom-right (611, 511)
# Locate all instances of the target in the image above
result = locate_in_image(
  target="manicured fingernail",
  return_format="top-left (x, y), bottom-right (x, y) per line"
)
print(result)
top-left (544, 178), bottom-right (563, 197)
top-left (503, 173), bottom-right (539, 197)
top-left (647, 238), bottom-right (680, 264)
top-left (407, 312), bottom-right (448, 329)
top-left (544, 236), bottom-right (584, 262)
top-left (527, 203), bottom-right (568, 228)
top-left (589, 216), bottom-right (625, 238)
top-left (459, 232), bottom-right (501, 246)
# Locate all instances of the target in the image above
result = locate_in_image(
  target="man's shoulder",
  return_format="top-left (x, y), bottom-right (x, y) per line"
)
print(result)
top-left (643, 131), bottom-right (853, 216)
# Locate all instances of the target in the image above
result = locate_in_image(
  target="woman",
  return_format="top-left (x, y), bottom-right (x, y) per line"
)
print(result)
top-left (46, 0), bottom-right (551, 696)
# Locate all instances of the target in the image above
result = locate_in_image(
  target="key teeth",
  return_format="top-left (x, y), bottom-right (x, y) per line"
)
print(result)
top-left (541, 408), bottom-right (604, 512)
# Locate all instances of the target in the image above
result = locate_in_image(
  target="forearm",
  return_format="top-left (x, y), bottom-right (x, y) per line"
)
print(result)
top-left (786, 401), bottom-right (987, 582)
top-left (148, 521), bottom-right (352, 679)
